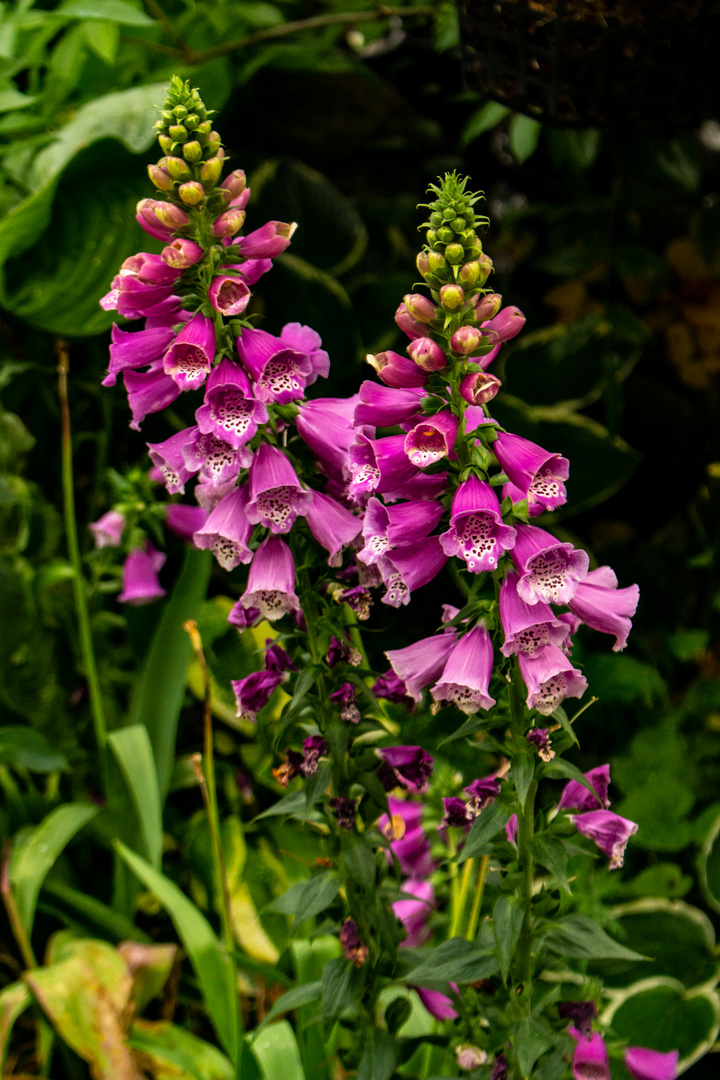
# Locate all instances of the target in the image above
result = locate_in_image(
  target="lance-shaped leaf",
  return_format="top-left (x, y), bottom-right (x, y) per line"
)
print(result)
top-left (542, 914), bottom-right (647, 961)
top-left (402, 937), bottom-right (499, 987)
top-left (458, 801), bottom-right (511, 863)
top-left (108, 725), bottom-right (162, 869)
top-left (128, 1018), bottom-right (234, 1080)
top-left (0, 981), bottom-right (32, 1076)
top-left (251, 1019), bottom-right (306, 1080)
top-left (494, 895), bottom-right (525, 982)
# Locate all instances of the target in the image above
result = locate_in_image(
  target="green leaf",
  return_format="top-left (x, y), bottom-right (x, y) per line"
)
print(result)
top-left (255, 790), bottom-right (307, 820)
top-left (83, 19), bottom-right (120, 64)
top-left (58, 0), bottom-right (155, 25)
top-left (542, 759), bottom-right (602, 803)
top-left (0, 981), bottom-right (31, 1076)
top-left (439, 713), bottom-right (498, 746)
top-left (0, 725), bottom-right (68, 772)
top-left (549, 705), bottom-right (579, 746)
top-left (511, 752), bottom-right (535, 805)
top-left (341, 833), bottom-right (375, 891)
top-left (251, 1019), bottom-right (306, 1080)
top-left (357, 1027), bottom-right (396, 1080)
top-left (291, 871), bottom-right (341, 930)
top-left (508, 114), bottom-right (541, 163)
top-left (543, 914), bottom-right (647, 962)
top-left (494, 895), bottom-right (525, 982)
top-left (402, 937), bottom-right (498, 986)
top-left (322, 957), bottom-right (364, 1027)
top-left (274, 664), bottom-right (322, 746)
top-left (458, 802), bottom-right (511, 863)
top-left (528, 835), bottom-right (570, 890)
top-left (605, 980), bottom-right (720, 1072)
top-left (0, 86), bottom-right (36, 113)
top-left (699, 808), bottom-right (720, 915)
top-left (252, 981), bottom-right (322, 1035)
top-left (39, 879), bottom-right (149, 943)
top-left (512, 1018), bottom-right (554, 1079)
top-left (114, 841), bottom-right (241, 1065)
top-left (128, 1019), bottom-right (234, 1080)
top-left (108, 725), bottom-right (162, 869)
top-left (11, 803), bottom-right (98, 934)
top-left (129, 548), bottom-right (212, 800)
top-left (460, 101), bottom-right (511, 149)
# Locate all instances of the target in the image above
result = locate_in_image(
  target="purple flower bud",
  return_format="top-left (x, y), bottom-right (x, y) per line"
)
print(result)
top-left (386, 630), bottom-right (458, 704)
top-left (165, 503), bottom-right (208, 541)
top-left (404, 412), bottom-right (459, 467)
top-left (518, 646), bottom-right (588, 716)
top-left (440, 797), bottom-right (471, 830)
top-left (493, 432), bottom-right (569, 516)
top-left (459, 370), bottom-right (502, 405)
top-left (624, 1048), bottom-right (679, 1080)
top-left (439, 283), bottom-right (465, 310)
top-left (472, 292), bottom-right (503, 322)
top-left (394, 878), bottom-right (434, 947)
top-left (192, 485), bottom-right (253, 570)
top-left (263, 638), bottom-right (297, 674)
top-left (558, 765), bottom-right (611, 813)
top-left (450, 326), bottom-right (483, 354)
top-left (403, 293), bottom-right (437, 323)
top-left (570, 1030), bottom-right (610, 1080)
top-left (340, 918), bottom-right (369, 966)
top-left (394, 302), bottom-right (427, 341)
top-left (236, 221), bottom-right (296, 258)
top-left (329, 682), bottom-right (361, 724)
top-left (221, 169), bottom-right (247, 200)
top-left (414, 986), bottom-right (458, 1021)
top-left (499, 569), bottom-right (571, 657)
top-left (232, 670), bottom-right (284, 722)
top-left (407, 336), bottom-right (447, 372)
top-left (379, 746), bottom-right (434, 791)
top-left (367, 350), bottom-right (429, 389)
top-left (558, 1001), bottom-right (598, 1039)
top-left (121, 252), bottom-right (181, 286)
top-left (329, 796), bottom-right (357, 830)
top-left (241, 536), bottom-right (300, 622)
top-left (568, 567), bottom-right (640, 652)
top-left (153, 200), bottom-right (191, 231)
top-left (89, 509), bottom-right (125, 548)
top-left (505, 815), bottom-right (518, 845)
top-left (431, 626), bottom-right (496, 714)
top-left (457, 1046), bottom-right (487, 1070)
top-left (118, 542), bottom-right (166, 605)
top-left (491, 1053), bottom-right (509, 1080)
top-left (440, 476), bottom-right (516, 573)
top-left (483, 305), bottom-right (526, 345)
top-left (208, 272), bottom-right (251, 316)
top-left (136, 199), bottom-right (176, 242)
top-left (511, 524), bottom-right (589, 605)
top-left (163, 312), bottom-right (216, 391)
top-left (161, 238), bottom-right (203, 268)
top-left (526, 727), bottom-right (554, 762)
top-left (463, 775), bottom-right (501, 816)
top-left (213, 209), bottom-right (246, 238)
top-left (246, 443), bottom-right (313, 533)
top-left (572, 809), bottom-right (638, 870)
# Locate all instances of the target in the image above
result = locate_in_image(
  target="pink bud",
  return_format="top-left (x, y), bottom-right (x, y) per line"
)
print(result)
top-left (459, 371), bottom-right (502, 405)
top-left (394, 302), bottom-right (426, 341)
top-left (407, 336), bottom-right (447, 372)
top-left (209, 272), bottom-right (251, 316)
top-left (416, 251), bottom-right (430, 276)
top-left (161, 238), bottom-right (203, 269)
top-left (212, 209), bottom-right (246, 238)
top-left (403, 293), bottom-right (436, 324)
top-left (221, 169), bottom-right (247, 200)
top-left (439, 283), bottom-right (465, 310)
top-left (451, 326), bottom-right (483, 355)
top-left (147, 164), bottom-right (174, 192)
top-left (473, 292), bottom-right (503, 322)
top-left (236, 220), bottom-right (295, 257)
top-left (152, 201), bottom-right (191, 229)
top-left (484, 306), bottom-right (526, 344)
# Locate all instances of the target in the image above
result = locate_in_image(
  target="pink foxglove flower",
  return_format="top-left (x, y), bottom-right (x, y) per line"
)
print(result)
top-left (518, 645), bottom-right (588, 715)
top-left (557, 1000), bottom-right (597, 1038)
top-left (118, 542), bottom-right (166, 605)
top-left (568, 566), bottom-right (640, 652)
top-left (482, 305), bottom-right (526, 345)
top-left (386, 630), bottom-right (458, 704)
top-left (440, 476), bottom-right (517, 573)
top-left (572, 809), bottom-right (638, 869)
top-left (570, 1030), bottom-right (610, 1080)
top-left (404, 412), bottom-right (459, 467)
top-left (359, 497), bottom-right (444, 566)
top-left (348, 434), bottom-right (418, 501)
top-left (499, 569), bottom-right (571, 656)
top-left (407, 336), bottom-right (447, 372)
top-left (558, 765), bottom-right (611, 813)
top-left (493, 431), bottom-right (569, 517)
top-left (208, 271), bottom-right (251, 316)
top-left (440, 797), bottom-right (471, 830)
top-left (459, 370), bottom-right (502, 406)
top-left (195, 359), bottom-right (268, 449)
top-left (305, 491), bottom-right (361, 565)
top-left (103, 322), bottom-right (176, 387)
top-left (165, 503), bottom-right (208, 541)
top-left (182, 431), bottom-right (252, 492)
top-left (394, 878), bottom-right (434, 947)
top-left (378, 796), bottom-right (433, 878)
top-left (236, 220), bottom-right (296, 258)
top-left (394, 302), bottom-right (428, 341)
top-left (163, 312), bottom-right (216, 391)
top-left (232, 670), bottom-right (285, 722)
top-left (123, 364), bottom-right (180, 431)
top-left (240, 536), bottom-right (300, 621)
top-left (511, 524), bottom-right (589, 605)
top-left (192, 485), bottom-right (253, 570)
top-left (431, 625), bottom-right (496, 714)
top-left (236, 326), bottom-right (312, 403)
top-left (379, 535), bottom-right (448, 607)
top-left (89, 509), bottom-right (125, 548)
top-left (295, 396), bottom-right (367, 482)
top-left (368, 349), bottom-right (429, 388)
top-left (246, 443), bottom-right (312, 533)
top-left (280, 323), bottom-right (329, 385)
top-left (136, 198), bottom-right (190, 241)
top-left (147, 428), bottom-right (197, 494)
top-left (354, 381), bottom-right (425, 427)
top-left (413, 985), bottom-right (458, 1020)
top-left (624, 1048), bottom-right (679, 1080)
top-left (161, 238), bottom-right (203, 268)
top-left (379, 747), bottom-right (434, 792)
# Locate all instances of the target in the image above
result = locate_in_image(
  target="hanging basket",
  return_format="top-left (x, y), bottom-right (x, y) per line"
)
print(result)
top-left (458, 0), bottom-right (720, 131)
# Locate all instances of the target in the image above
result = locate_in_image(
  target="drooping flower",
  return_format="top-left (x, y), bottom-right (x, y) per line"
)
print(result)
top-left (264, 639), bottom-right (298, 674)
top-left (386, 630), bottom-right (458, 704)
top-left (431, 625), bottom-right (496, 714)
top-left (182, 430), bottom-right (252, 487)
top-left (499, 569), bottom-right (572, 656)
top-left (359, 497), bottom-right (444, 566)
top-left (118, 542), bottom-right (166, 605)
top-left (526, 727), bottom-right (555, 761)
top-left (413, 986), bottom-right (458, 1021)
top-left (326, 634), bottom-right (362, 668)
top-left (368, 349), bottom-right (429, 388)
top-left (165, 503), bottom-right (209, 541)
top-left (394, 878), bottom-right (434, 947)
top-left (123, 364), bottom-right (181, 431)
top-left (329, 682), bottom-right (361, 724)
top-left (236, 220), bottom-right (296, 259)
top-left (440, 476), bottom-right (517, 573)
top-left (279, 323), bottom-right (329, 385)
top-left (236, 326), bottom-right (312, 403)
top-left (354, 381), bottom-right (425, 427)
top-left (572, 809), bottom-right (638, 869)
top-left (295, 396), bottom-right (368, 482)
top-left (371, 669), bottom-right (414, 709)
top-left (329, 796), bottom-right (357, 830)
top-left (404, 412), bottom-right (459, 467)
top-left (136, 198), bottom-right (190, 242)
top-left (305, 491), bottom-right (362, 565)
top-left (379, 746), bottom-right (434, 792)
top-left (394, 301), bottom-right (428, 341)
top-left (518, 646), bottom-right (588, 715)
top-left (464, 775), bottom-right (501, 816)
top-left (378, 796), bottom-right (433, 878)
top-left (439, 797), bottom-right (471, 830)
top-left (147, 427), bottom-right (197, 495)
top-left (240, 536), bottom-right (301, 621)
top-left (493, 431), bottom-right (569, 517)
top-left (558, 765), bottom-right (611, 813)
top-left (192, 485), bottom-right (253, 570)
top-left (245, 443), bottom-right (312, 533)
top-left (624, 1048), bottom-right (679, 1080)
top-left (231, 670), bottom-right (284, 722)
top-left (459, 370), bottom-right (502, 406)
top-left (557, 1001), bottom-right (598, 1039)
top-left (378, 536), bottom-right (448, 608)
top-left (511, 524), bottom-right (589, 605)
top-left (208, 271), bottom-right (251, 316)
top-left (340, 918), bottom-right (369, 967)
top-left (407, 336), bottom-right (446, 372)
top-left (89, 509), bottom-right (125, 547)
top-left (195, 359), bottom-right (268, 449)
top-left (103, 322), bottom-right (177, 387)
top-left (568, 566), bottom-right (640, 652)
top-left (348, 433), bottom-right (418, 501)
top-left (570, 1030), bottom-right (610, 1080)
top-left (163, 312), bottom-right (216, 391)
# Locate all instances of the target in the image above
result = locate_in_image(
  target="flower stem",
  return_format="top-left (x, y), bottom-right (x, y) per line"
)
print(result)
top-left (466, 854), bottom-right (489, 941)
top-left (57, 341), bottom-right (107, 758)
top-left (508, 657), bottom-right (536, 995)
top-left (450, 856), bottom-right (474, 938)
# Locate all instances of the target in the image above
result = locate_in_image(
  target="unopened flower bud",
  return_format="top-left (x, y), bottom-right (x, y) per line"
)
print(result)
top-left (459, 371), bottom-right (501, 405)
top-left (459, 261), bottom-right (480, 288)
top-left (439, 283), bottom-right (465, 310)
top-left (164, 155), bottom-right (191, 180)
top-left (427, 251), bottom-right (446, 274)
top-left (426, 228), bottom-right (438, 246)
top-left (161, 238), bottom-right (203, 268)
top-left (445, 242), bottom-right (465, 265)
top-left (183, 140), bottom-right (203, 163)
top-left (212, 208), bottom-right (246, 238)
top-left (221, 169), bottom-right (247, 200)
top-left (158, 134), bottom-right (173, 154)
top-left (437, 226), bottom-right (454, 244)
top-left (173, 104), bottom-right (188, 120)
top-left (429, 211), bottom-right (443, 227)
top-left (178, 181), bottom-right (205, 205)
top-left (464, 240), bottom-right (483, 259)
top-left (395, 303), bottom-right (425, 341)
top-left (168, 124), bottom-right (188, 143)
top-left (403, 293), bottom-right (436, 323)
top-left (153, 201), bottom-right (191, 229)
top-left (147, 164), bottom-right (174, 191)
top-left (184, 114), bottom-right (199, 131)
top-left (206, 131), bottom-right (222, 152)
top-left (200, 155), bottom-right (223, 185)
top-left (473, 292), bottom-right (503, 322)
top-left (456, 1045), bottom-right (487, 1071)
top-left (451, 326), bottom-right (483, 355)
top-left (477, 253), bottom-right (494, 285)
top-left (407, 336), bottom-right (447, 372)
top-left (161, 110), bottom-right (174, 123)
top-left (416, 251), bottom-right (430, 276)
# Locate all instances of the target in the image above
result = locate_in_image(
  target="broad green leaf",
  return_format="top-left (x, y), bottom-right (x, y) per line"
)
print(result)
top-left (512, 1018), bottom-right (553, 1079)
top-left (24, 939), bottom-right (138, 1080)
top-left (83, 18), bottom-right (120, 64)
top-left (40, 878), bottom-right (150, 942)
top-left (117, 942), bottom-right (177, 1013)
top-left (109, 725), bottom-right (162, 869)
top-left (128, 1019), bottom-right (234, 1080)
top-left (255, 790), bottom-right (307, 820)
top-left (509, 114), bottom-right (541, 163)
top-left (0, 86), bottom-right (35, 112)
top-left (528, 835), bottom-right (570, 890)
top-left (604, 979), bottom-right (720, 1072)
top-left (699, 808), bottom-right (720, 915)
top-left (114, 841), bottom-right (241, 1065)
top-left (11, 803), bottom-right (98, 934)
top-left (322, 957), bottom-right (364, 1027)
top-left (439, 713), bottom-right (498, 745)
top-left (251, 1019), bottom-right (305, 1080)
top-left (357, 1027), bottom-right (395, 1080)
top-left (341, 833), bottom-right (375, 891)
top-left (0, 725), bottom-right (67, 772)
top-left (0, 981), bottom-right (31, 1075)
top-left (252, 981), bottom-right (322, 1035)
top-left (58, 0), bottom-right (155, 25)
top-left (458, 802), bottom-right (511, 863)
top-left (402, 937), bottom-right (498, 986)
top-left (494, 895), bottom-right (525, 982)
top-left (129, 548), bottom-right (212, 800)
top-left (267, 871), bottom-right (340, 929)
top-left (543, 915), bottom-right (647, 962)
top-left (460, 101), bottom-right (511, 148)
top-left (510, 752), bottom-right (535, 805)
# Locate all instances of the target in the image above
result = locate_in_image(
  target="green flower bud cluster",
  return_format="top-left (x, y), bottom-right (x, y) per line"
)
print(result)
top-left (416, 173), bottom-right (495, 348)
top-left (148, 77), bottom-right (226, 209)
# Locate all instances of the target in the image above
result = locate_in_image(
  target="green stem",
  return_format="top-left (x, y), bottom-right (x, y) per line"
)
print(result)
top-left (508, 656), bottom-right (536, 995)
top-left (465, 853), bottom-right (489, 941)
top-left (57, 342), bottom-right (107, 758)
top-left (449, 856), bottom-right (474, 938)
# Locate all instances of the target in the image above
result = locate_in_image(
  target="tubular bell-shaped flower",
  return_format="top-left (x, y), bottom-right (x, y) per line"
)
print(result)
top-left (118, 542), bottom-right (166, 605)
top-left (295, 395), bottom-right (369, 482)
top-left (279, 323), bottom-right (329, 385)
top-left (103, 322), bottom-right (177, 387)
top-left (379, 535), bottom-right (448, 607)
top-left (236, 326), bottom-right (312, 403)
top-left (394, 878), bottom-right (434, 947)
top-left (359, 497), bottom-right (444, 566)
top-left (379, 746), bottom-right (434, 792)
top-left (431, 625), bottom-right (496, 713)
top-left (558, 764), bottom-right (611, 813)
top-left (499, 569), bottom-right (572, 656)
top-left (568, 566), bottom-right (640, 652)
top-left (404, 412), bottom-right (459, 467)
top-left (163, 311), bottom-right (216, 391)
top-left (348, 433), bottom-right (419, 501)
top-left (240, 536), bottom-right (300, 621)
top-left (147, 427), bottom-right (197, 494)
top-left (440, 475), bottom-right (517, 572)
top-left (232, 670), bottom-right (285, 722)
top-left (386, 630), bottom-right (458, 704)
top-left (305, 491), bottom-right (362, 565)
top-left (123, 364), bottom-right (181, 431)
top-left (208, 271), bottom-right (251, 316)
top-left (378, 796), bottom-right (433, 878)
top-left (354, 381), bottom-right (425, 427)
top-left (245, 443), bottom-right (312, 533)
top-left (570, 1030), bottom-right (611, 1080)
top-left (195, 359), bottom-right (268, 449)
top-left (511, 524), bottom-right (589, 605)
top-left (368, 349), bottom-right (429, 388)
top-left (192, 484), bottom-right (253, 569)
top-left (624, 1048), bottom-right (679, 1080)
top-left (493, 431), bottom-right (569, 516)
top-left (518, 645), bottom-right (587, 715)
top-left (182, 430), bottom-right (252, 486)
top-left (572, 809), bottom-right (638, 869)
